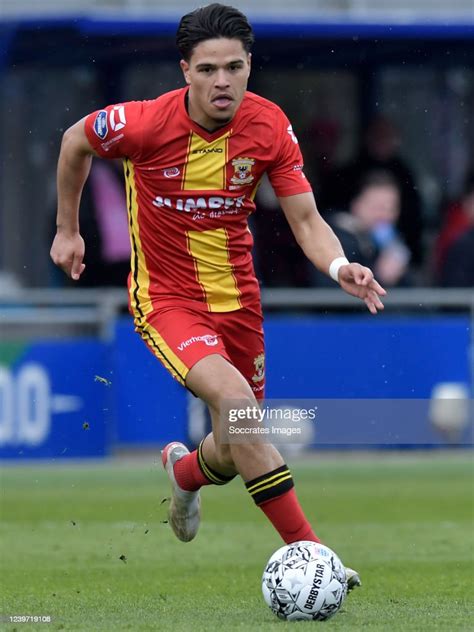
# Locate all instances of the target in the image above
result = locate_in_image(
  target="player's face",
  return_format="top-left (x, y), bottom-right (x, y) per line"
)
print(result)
top-left (181, 38), bottom-right (251, 131)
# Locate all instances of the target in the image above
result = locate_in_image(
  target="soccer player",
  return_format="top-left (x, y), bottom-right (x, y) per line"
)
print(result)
top-left (51, 3), bottom-right (385, 589)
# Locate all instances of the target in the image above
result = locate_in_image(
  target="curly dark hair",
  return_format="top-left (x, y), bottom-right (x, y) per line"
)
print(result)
top-left (176, 3), bottom-right (254, 61)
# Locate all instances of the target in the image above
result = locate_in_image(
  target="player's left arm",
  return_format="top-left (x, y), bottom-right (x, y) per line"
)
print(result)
top-left (279, 192), bottom-right (386, 314)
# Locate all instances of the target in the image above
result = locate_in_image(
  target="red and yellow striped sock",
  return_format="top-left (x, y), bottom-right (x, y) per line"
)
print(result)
top-left (245, 464), bottom-right (320, 544)
top-left (173, 440), bottom-right (235, 491)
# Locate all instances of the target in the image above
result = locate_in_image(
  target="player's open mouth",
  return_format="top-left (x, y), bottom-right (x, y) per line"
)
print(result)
top-left (212, 96), bottom-right (233, 109)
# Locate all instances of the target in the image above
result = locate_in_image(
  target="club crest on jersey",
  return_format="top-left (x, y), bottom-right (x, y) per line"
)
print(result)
top-left (230, 157), bottom-right (255, 186)
top-left (93, 110), bottom-right (108, 139)
top-left (252, 353), bottom-right (265, 383)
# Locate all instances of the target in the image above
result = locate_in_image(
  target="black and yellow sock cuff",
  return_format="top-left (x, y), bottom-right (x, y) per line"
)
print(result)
top-left (245, 464), bottom-right (294, 505)
top-left (197, 440), bottom-right (236, 486)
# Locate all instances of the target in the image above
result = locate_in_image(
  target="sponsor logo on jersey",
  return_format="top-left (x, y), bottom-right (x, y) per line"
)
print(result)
top-left (292, 163), bottom-right (307, 179)
top-left (177, 334), bottom-right (218, 351)
top-left (93, 110), bottom-right (108, 139)
top-left (101, 133), bottom-right (124, 152)
top-left (109, 105), bottom-right (126, 132)
top-left (152, 195), bottom-right (245, 213)
top-left (252, 353), bottom-right (265, 383)
top-left (163, 167), bottom-right (180, 178)
top-left (230, 157), bottom-right (255, 186)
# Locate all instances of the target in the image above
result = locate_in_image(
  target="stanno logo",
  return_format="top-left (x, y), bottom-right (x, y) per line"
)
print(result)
top-left (192, 147), bottom-right (224, 154)
top-left (110, 105), bottom-right (126, 132)
top-left (178, 334), bottom-right (218, 351)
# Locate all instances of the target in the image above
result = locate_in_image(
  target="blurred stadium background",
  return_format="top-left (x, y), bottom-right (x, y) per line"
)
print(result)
top-left (0, 2), bottom-right (473, 630)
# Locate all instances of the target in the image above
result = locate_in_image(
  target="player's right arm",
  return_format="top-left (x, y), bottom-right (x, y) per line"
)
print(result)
top-left (50, 118), bottom-right (97, 280)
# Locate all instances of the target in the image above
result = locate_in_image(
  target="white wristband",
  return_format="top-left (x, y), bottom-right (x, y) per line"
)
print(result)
top-left (329, 257), bottom-right (349, 282)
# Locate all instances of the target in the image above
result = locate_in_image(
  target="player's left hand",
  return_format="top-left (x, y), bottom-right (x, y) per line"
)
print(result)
top-left (338, 263), bottom-right (386, 314)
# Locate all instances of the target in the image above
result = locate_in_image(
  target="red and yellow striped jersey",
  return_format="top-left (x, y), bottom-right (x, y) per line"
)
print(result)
top-left (84, 88), bottom-right (312, 317)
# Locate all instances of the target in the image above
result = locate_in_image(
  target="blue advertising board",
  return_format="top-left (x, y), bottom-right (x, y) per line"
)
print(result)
top-left (111, 320), bottom-right (188, 446)
top-left (0, 339), bottom-right (109, 459)
top-left (111, 314), bottom-right (471, 447)
top-left (264, 316), bottom-right (471, 398)
top-left (0, 315), bottom-right (471, 458)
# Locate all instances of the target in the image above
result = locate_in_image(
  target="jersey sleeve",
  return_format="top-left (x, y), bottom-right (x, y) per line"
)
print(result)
top-left (267, 109), bottom-right (313, 197)
top-left (84, 101), bottom-right (144, 161)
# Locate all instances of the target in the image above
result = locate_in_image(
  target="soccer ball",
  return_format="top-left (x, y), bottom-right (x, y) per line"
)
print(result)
top-left (262, 541), bottom-right (347, 621)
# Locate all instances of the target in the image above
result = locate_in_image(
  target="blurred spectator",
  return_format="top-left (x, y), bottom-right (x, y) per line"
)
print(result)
top-left (314, 171), bottom-right (411, 287)
top-left (320, 115), bottom-right (424, 265)
top-left (440, 229), bottom-right (474, 287)
top-left (435, 171), bottom-right (474, 282)
top-left (52, 160), bottom-right (130, 287)
top-left (438, 172), bottom-right (474, 287)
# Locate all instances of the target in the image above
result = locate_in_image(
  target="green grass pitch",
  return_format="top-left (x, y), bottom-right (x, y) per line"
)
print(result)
top-left (1, 454), bottom-right (473, 630)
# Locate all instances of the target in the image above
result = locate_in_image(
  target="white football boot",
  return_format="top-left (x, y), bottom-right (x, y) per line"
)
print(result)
top-left (161, 442), bottom-right (201, 542)
top-left (345, 567), bottom-right (362, 591)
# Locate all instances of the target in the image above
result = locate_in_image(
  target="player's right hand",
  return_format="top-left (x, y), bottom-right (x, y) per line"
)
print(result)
top-left (50, 231), bottom-right (86, 281)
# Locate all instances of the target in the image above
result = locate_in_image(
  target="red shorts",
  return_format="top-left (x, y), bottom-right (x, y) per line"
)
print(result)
top-left (135, 304), bottom-right (265, 400)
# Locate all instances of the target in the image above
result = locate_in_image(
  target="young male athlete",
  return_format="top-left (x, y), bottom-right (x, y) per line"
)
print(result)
top-left (51, 3), bottom-right (385, 589)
